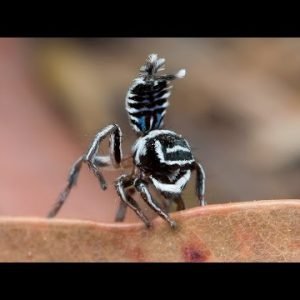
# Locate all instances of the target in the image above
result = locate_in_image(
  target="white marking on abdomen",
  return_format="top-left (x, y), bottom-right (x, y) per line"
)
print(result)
top-left (126, 102), bottom-right (169, 114)
top-left (132, 130), bottom-right (180, 164)
top-left (150, 170), bottom-right (191, 194)
top-left (154, 140), bottom-right (194, 165)
top-left (166, 145), bottom-right (190, 153)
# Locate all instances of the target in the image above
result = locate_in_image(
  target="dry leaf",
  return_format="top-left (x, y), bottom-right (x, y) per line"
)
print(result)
top-left (0, 200), bottom-right (299, 262)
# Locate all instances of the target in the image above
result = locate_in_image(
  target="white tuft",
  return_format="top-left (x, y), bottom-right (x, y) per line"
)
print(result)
top-left (157, 58), bottom-right (165, 65)
top-left (148, 53), bottom-right (158, 63)
top-left (176, 69), bottom-right (186, 78)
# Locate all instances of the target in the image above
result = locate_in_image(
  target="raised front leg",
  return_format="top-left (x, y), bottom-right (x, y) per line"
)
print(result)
top-left (85, 124), bottom-right (122, 169)
top-left (48, 124), bottom-right (123, 218)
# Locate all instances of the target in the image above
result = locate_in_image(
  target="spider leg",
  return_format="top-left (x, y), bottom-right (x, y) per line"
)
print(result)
top-left (114, 187), bottom-right (135, 222)
top-left (85, 124), bottom-right (122, 169)
top-left (115, 175), bottom-right (151, 227)
top-left (93, 155), bottom-right (111, 167)
top-left (159, 192), bottom-right (184, 212)
top-left (194, 162), bottom-right (206, 206)
top-left (173, 194), bottom-right (185, 211)
top-left (84, 124), bottom-right (122, 188)
top-left (48, 156), bottom-right (84, 218)
top-left (135, 179), bottom-right (177, 228)
top-left (48, 124), bottom-right (123, 218)
top-left (47, 155), bottom-right (113, 218)
top-left (161, 198), bottom-right (172, 213)
top-left (115, 201), bottom-right (127, 222)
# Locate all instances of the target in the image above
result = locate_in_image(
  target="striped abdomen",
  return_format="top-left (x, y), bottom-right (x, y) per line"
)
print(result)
top-left (125, 54), bottom-right (186, 135)
top-left (126, 78), bottom-right (171, 134)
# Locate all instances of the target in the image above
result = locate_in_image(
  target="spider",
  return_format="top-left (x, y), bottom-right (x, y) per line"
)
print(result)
top-left (48, 53), bottom-right (206, 228)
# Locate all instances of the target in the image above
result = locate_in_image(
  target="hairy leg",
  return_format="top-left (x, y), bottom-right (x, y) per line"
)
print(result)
top-left (115, 175), bottom-right (151, 227)
top-left (135, 179), bottom-right (176, 228)
top-left (48, 124), bottom-right (123, 218)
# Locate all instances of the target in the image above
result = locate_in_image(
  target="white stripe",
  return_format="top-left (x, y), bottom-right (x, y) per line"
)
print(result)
top-left (127, 91), bottom-right (170, 104)
top-left (132, 78), bottom-right (146, 85)
top-left (110, 133), bottom-right (115, 158)
top-left (149, 116), bottom-right (154, 129)
top-left (197, 163), bottom-right (206, 196)
top-left (132, 130), bottom-right (179, 163)
top-left (129, 115), bottom-right (155, 131)
top-left (131, 123), bottom-right (141, 133)
top-left (129, 115), bottom-right (140, 122)
top-left (166, 145), bottom-right (190, 153)
top-left (129, 90), bottom-right (170, 99)
top-left (159, 91), bottom-right (171, 99)
top-left (86, 124), bottom-right (114, 159)
top-left (126, 102), bottom-right (169, 114)
top-left (148, 53), bottom-right (158, 63)
top-left (143, 129), bottom-right (177, 140)
top-left (150, 170), bottom-right (191, 194)
top-left (141, 184), bottom-right (161, 210)
top-left (154, 140), bottom-right (194, 166)
top-left (132, 137), bottom-right (147, 162)
top-left (116, 179), bottom-right (127, 201)
top-left (94, 155), bottom-right (111, 164)
top-left (127, 99), bottom-right (140, 104)
top-left (156, 58), bottom-right (165, 68)
top-left (154, 140), bottom-right (165, 162)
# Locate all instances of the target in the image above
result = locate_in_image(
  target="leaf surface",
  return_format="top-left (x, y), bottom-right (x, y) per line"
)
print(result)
top-left (0, 200), bottom-right (299, 262)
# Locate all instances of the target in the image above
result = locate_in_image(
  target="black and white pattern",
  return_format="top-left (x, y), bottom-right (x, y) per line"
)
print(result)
top-left (126, 54), bottom-right (186, 135)
top-left (133, 130), bottom-right (194, 173)
top-left (133, 129), bottom-right (197, 199)
top-left (49, 54), bottom-right (206, 229)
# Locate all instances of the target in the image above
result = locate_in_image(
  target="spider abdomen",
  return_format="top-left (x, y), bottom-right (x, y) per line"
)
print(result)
top-left (126, 79), bottom-right (170, 134)
top-left (125, 54), bottom-right (186, 135)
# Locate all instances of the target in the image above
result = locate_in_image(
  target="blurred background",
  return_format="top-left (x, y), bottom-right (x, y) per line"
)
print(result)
top-left (1, 38), bottom-right (300, 223)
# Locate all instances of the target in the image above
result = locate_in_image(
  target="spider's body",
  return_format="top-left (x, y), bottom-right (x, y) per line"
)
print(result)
top-left (133, 129), bottom-right (194, 195)
top-left (48, 54), bottom-right (205, 228)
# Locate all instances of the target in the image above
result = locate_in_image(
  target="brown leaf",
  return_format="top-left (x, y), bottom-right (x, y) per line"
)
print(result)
top-left (0, 200), bottom-right (299, 262)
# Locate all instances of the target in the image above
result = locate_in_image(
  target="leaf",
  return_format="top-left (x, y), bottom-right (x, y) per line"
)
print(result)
top-left (0, 200), bottom-right (299, 262)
